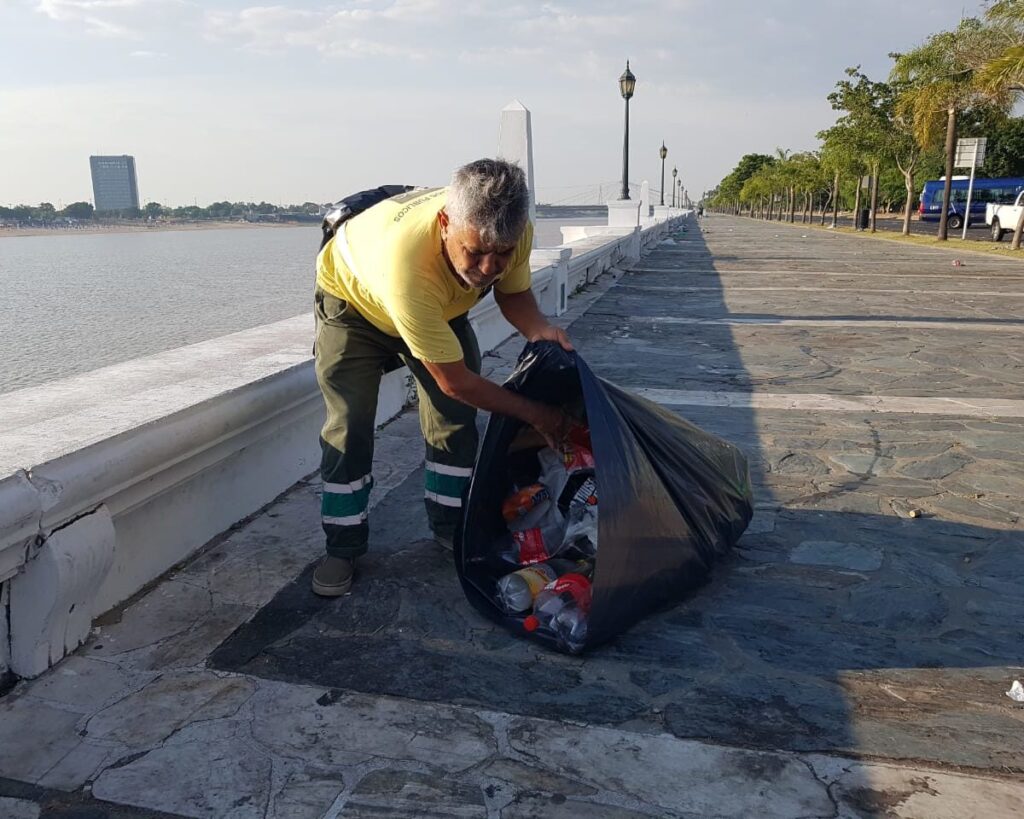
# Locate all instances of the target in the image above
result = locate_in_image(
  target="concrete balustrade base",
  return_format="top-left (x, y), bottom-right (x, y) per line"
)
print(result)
top-left (0, 585), bottom-right (8, 680)
top-left (10, 505), bottom-right (115, 673)
top-left (0, 210), bottom-right (686, 679)
top-left (606, 197), bottom-right (643, 227)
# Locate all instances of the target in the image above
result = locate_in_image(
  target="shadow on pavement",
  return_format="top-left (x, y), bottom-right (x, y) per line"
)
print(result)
top-left (211, 218), bottom-right (1024, 787)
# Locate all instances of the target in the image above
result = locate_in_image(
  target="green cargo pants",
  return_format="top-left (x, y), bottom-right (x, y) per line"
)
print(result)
top-left (314, 285), bottom-right (481, 558)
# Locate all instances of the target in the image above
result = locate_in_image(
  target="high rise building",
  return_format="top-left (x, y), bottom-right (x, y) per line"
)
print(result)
top-left (89, 155), bottom-right (140, 212)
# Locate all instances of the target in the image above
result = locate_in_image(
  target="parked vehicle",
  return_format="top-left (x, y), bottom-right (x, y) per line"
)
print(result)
top-left (919, 177), bottom-right (1024, 229)
top-left (985, 190), bottom-right (1024, 242)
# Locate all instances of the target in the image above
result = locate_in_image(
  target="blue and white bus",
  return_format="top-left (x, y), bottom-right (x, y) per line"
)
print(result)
top-left (919, 176), bottom-right (1024, 228)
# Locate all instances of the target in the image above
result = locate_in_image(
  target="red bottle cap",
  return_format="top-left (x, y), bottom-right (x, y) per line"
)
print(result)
top-left (523, 615), bottom-right (539, 632)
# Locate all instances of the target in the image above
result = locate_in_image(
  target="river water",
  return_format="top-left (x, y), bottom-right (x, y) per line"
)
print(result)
top-left (0, 218), bottom-right (601, 395)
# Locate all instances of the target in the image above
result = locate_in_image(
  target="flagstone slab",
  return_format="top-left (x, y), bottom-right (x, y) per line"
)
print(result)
top-left (84, 672), bottom-right (256, 748)
top-left (501, 795), bottom-right (655, 819)
top-left (89, 580), bottom-right (257, 672)
top-left (22, 655), bottom-right (152, 713)
top-left (338, 770), bottom-right (485, 818)
top-left (808, 754), bottom-right (1024, 819)
top-left (92, 721), bottom-right (276, 819)
top-left (246, 682), bottom-right (497, 773)
top-left (0, 699), bottom-right (84, 783)
top-left (478, 758), bottom-right (599, 798)
top-left (0, 797), bottom-right (39, 819)
top-left (504, 719), bottom-right (834, 818)
top-left (789, 540), bottom-right (884, 571)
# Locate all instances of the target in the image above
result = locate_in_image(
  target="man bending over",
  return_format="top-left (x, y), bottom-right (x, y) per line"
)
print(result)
top-left (312, 158), bottom-right (572, 596)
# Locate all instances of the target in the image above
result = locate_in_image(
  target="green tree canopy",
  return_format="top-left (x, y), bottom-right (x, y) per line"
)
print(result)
top-left (890, 17), bottom-right (1006, 148)
top-left (973, 0), bottom-right (1024, 94)
top-left (716, 153), bottom-right (775, 206)
top-left (62, 202), bottom-right (94, 219)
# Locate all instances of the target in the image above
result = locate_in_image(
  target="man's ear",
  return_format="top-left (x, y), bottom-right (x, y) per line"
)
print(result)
top-left (437, 208), bottom-right (449, 230)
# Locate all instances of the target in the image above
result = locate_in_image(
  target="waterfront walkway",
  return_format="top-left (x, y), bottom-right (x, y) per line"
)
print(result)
top-left (2, 216), bottom-right (1023, 817)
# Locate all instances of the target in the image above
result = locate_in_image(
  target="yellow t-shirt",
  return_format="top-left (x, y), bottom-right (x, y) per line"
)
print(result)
top-left (315, 187), bottom-right (534, 363)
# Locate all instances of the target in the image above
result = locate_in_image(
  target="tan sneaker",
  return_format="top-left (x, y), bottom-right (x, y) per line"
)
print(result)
top-left (312, 556), bottom-right (355, 597)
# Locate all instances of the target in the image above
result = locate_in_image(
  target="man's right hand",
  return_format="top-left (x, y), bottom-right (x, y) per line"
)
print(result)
top-left (530, 403), bottom-right (570, 451)
top-left (422, 358), bottom-right (571, 449)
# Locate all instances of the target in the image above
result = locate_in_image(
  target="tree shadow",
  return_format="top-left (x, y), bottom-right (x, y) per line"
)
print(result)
top-left (585, 216), bottom-right (1024, 768)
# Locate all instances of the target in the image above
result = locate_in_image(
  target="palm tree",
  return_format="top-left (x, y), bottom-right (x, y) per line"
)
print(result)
top-left (975, 1), bottom-right (1024, 93)
top-left (972, 1), bottom-right (1024, 247)
top-left (888, 17), bottom-right (1015, 239)
top-left (891, 18), bottom-right (1011, 240)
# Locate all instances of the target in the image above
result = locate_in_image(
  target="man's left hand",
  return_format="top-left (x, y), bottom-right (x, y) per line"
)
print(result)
top-left (529, 324), bottom-right (574, 351)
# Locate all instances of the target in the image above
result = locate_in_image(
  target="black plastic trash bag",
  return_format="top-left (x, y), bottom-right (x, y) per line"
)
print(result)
top-left (456, 341), bottom-right (753, 653)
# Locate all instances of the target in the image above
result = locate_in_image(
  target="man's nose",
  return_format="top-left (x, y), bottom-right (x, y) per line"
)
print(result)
top-left (479, 253), bottom-right (504, 278)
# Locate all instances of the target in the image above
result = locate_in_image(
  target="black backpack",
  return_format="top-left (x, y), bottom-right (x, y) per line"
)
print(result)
top-left (319, 184), bottom-right (416, 251)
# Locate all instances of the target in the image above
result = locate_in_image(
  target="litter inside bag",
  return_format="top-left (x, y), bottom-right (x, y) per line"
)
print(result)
top-left (457, 341), bottom-right (753, 654)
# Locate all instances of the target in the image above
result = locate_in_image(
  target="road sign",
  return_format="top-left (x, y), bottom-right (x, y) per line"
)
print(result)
top-left (955, 137), bottom-right (988, 240)
top-left (955, 137), bottom-right (987, 169)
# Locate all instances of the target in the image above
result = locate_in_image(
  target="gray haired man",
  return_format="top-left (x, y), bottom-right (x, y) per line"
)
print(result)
top-left (312, 158), bottom-right (572, 596)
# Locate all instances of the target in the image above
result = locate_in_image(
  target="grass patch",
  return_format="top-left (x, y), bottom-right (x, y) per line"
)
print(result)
top-left (735, 215), bottom-right (1024, 261)
top-left (830, 225), bottom-right (1024, 259)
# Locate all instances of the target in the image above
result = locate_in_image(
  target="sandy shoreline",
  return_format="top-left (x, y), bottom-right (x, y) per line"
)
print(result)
top-left (0, 221), bottom-right (315, 239)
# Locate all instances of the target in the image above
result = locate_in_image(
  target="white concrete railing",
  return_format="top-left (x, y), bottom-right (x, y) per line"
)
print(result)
top-left (0, 215), bottom-right (687, 679)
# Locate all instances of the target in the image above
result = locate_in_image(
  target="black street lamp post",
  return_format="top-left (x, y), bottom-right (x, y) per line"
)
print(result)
top-left (671, 166), bottom-right (677, 207)
top-left (618, 61), bottom-right (636, 200)
top-left (659, 142), bottom-right (668, 206)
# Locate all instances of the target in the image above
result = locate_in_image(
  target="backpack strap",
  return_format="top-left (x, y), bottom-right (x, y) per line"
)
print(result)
top-left (320, 184), bottom-right (417, 251)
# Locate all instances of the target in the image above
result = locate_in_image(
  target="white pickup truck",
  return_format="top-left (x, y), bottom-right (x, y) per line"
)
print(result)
top-left (986, 191), bottom-right (1024, 241)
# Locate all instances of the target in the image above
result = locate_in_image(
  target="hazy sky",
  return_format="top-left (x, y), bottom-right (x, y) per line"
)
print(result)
top-left (1, 0), bottom-right (981, 207)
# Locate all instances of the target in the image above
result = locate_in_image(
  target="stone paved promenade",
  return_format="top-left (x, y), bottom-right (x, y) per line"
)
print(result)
top-left (2, 215), bottom-right (1023, 817)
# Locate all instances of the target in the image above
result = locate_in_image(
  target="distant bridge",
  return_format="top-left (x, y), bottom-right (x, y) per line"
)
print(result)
top-left (537, 180), bottom-right (665, 207)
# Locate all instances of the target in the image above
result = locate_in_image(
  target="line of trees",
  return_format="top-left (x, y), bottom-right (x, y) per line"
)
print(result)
top-left (709, 1), bottom-right (1024, 248)
top-left (0, 200), bottom-right (325, 226)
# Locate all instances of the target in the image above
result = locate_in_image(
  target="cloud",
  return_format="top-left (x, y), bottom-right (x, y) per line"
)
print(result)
top-left (9, 0), bottom-right (986, 205)
top-left (202, 5), bottom-right (321, 50)
top-left (33, 0), bottom-right (192, 38)
top-left (457, 46), bottom-right (547, 65)
top-left (201, 3), bottom-right (439, 58)
top-left (36, 0), bottom-right (143, 19)
top-left (515, 7), bottom-right (632, 37)
top-left (198, 1), bottom-right (642, 62)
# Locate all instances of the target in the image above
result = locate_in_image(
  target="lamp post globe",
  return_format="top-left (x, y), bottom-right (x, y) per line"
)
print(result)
top-left (659, 142), bottom-right (668, 206)
top-left (618, 61), bottom-right (636, 200)
top-left (671, 166), bottom-right (678, 207)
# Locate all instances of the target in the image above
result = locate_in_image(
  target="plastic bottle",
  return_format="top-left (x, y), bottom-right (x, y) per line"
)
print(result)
top-left (563, 505), bottom-right (598, 557)
top-left (561, 424), bottom-right (595, 472)
top-left (495, 559), bottom-right (577, 614)
top-left (502, 483), bottom-right (553, 530)
top-left (505, 521), bottom-right (567, 565)
top-left (523, 568), bottom-right (594, 652)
